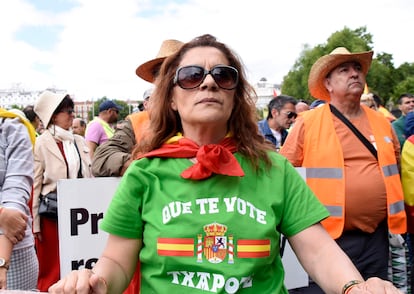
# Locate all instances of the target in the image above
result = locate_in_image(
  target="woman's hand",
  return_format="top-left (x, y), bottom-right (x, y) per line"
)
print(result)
top-left (0, 208), bottom-right (27, 244)
top-left (349, 277), bottom-right (403, 293)
top-left (49, 269), bottom-right (107, 294)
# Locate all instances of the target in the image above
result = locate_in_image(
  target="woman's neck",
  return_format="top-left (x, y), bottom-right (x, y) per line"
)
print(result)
top-left (181, 126), bottom-right (228, 146)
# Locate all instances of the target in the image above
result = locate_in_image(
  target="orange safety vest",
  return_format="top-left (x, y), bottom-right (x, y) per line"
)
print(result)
top-left (301, 104), bottom-right (406, 239)
top-left (127, 111), bottom-right (150, 141)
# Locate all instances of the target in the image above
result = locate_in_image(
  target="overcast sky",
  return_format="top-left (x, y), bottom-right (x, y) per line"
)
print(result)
top-left (0, 0), bottom-right (412, 102)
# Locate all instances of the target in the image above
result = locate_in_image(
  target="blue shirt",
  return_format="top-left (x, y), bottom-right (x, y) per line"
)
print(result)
top-left (258, 119), bottom-right (288, 150)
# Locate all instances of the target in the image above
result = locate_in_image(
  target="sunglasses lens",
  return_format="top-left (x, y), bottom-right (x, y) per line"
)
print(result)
top-left (211, 66), bottom-right (238, 90)
top-left (288, 112), bottom-right (297, 119)
top-left (177, 66), bottom-right (204, 89)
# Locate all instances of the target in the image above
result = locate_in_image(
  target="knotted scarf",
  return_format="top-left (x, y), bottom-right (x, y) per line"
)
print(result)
top-left (49, 125), bottom-right (81, 179)
top-left (137, 134), bottom-right (245, 180)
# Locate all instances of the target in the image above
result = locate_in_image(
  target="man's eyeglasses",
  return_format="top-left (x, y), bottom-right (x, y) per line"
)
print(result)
top-left (62, 109), bottom-right (74, 115)
top-left (173, 65), bottom-right (239, 90)
top-left (282, 111), bottom-right (297, 119)
top-left (111, 108), bottom-right (119, 114)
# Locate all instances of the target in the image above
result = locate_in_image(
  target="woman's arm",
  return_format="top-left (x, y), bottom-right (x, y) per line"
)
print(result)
top-left (49, 234), bottom-right (141, 293)
top-left (289, 223), bottom-right (400, 293)
top-left (0, 118), bottom-right (33, 242)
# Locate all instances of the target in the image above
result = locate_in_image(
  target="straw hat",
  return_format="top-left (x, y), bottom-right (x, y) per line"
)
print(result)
top-left (135, 39), bottom-right (184, 83)
top-left (34, 90), bottom-right (68, 127)
top-left (308, 47), bottom-right (373, 101)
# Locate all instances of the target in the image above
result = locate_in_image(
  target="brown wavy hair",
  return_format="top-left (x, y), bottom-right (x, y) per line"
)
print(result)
top-left (132, 34), bottom-right (273, 170)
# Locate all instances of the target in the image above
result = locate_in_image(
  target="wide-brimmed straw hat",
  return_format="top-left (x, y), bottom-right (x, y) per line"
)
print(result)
top-left (34, 90), bottom-right (68, 127)
top-left (135, 39), bottom-right (184, 83)
top-left (308, 47), bottom-right (373, 101)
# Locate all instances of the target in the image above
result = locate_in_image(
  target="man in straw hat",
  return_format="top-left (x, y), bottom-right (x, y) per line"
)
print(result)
top-left (91, 41), bottom-right (182, 294)
top-left (92, 39), bottom-right (183, 177)
top-left (136, 39), bottom-right (183, 83)
top-left (281, 47), bottom-right (405, 293)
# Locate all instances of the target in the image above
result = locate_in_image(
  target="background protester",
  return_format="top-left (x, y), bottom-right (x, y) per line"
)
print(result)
top-left (85, 100), bottom-right (122, 159)
top-left (392, 93), bottom-right (414, 149)
top-left (281, 47), bottom-right (405, 293)
top-left (296, 100), bottom-right (310, 113)
top-left (0, 109), bottom-right (38, 290)
top-left (92, 39), bottom-right (183, 177)
top-left (360, 93), bottom-right (377, 110)
top-left (402, 110), bottom-right (414, 291)
top-left (373, 93), bottom-right (397, 123)
top-left (258, 95), bottom-right (297, 152)
top-left (33, 90), bottom-right (92, 292)
top-left (23, 105), bottom-right (42, 136)
top-left (72, 118), bottom-right (86, 137)
top-left (91, 39), bottom-right (183, 294)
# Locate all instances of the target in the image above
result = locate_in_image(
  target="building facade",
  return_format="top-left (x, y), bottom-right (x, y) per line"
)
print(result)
top-left (0, 87), bottom-right (140, 123)
top-left (0, 81), bottom-right (280, 122)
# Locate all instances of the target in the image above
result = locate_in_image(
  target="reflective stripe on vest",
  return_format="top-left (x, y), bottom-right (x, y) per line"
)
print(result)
top-left (306, 167), bottom-right (342, 179)
top-left (382, 164), bottom-right (399, 177)
top-left (325, 205), bottom-right (342, 217)
top-left (390, 200), bottom-right (405, 215)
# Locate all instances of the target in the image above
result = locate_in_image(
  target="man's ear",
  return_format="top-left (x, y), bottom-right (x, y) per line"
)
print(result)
top-left (324, 77), bottom-right (332, 94)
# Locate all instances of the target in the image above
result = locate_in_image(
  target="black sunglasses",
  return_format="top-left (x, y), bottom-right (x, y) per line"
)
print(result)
top-left (173, 65), bottom-right (239, 90)
top-left (281, 111), bottom-right (297, 119)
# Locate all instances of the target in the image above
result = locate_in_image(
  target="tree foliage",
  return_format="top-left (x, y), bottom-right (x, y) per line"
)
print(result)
top-left (281, 26), bottom-right (414, 106)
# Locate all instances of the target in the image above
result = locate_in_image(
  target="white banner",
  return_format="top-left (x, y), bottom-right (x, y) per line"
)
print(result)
top-left (57, 175), bottom-right (308, 289)
top-left (57, 177), bottom-right (120, 276)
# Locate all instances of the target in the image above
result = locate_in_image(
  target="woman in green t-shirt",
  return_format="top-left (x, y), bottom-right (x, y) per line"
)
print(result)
top-left (49, 35), bottom-right (401, 294)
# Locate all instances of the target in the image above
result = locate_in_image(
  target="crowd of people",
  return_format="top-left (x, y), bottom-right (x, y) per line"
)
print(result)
top-left (0, 34), bottom-right (413, 294)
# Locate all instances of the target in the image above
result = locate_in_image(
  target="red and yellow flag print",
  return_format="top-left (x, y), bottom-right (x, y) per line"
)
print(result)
top-left (157, 238), bottom-right (195, 257)
top-left (236, 239), bottom-right (270, 258)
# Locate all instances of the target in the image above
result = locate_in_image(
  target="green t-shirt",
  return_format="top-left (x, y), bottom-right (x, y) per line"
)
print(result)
top-left (101, 152), bottom-right (329, 293)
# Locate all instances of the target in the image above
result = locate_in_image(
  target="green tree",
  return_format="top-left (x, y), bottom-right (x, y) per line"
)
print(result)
top-left (365, 52), bottom-right (398, 105)
top-left (393, 76), bottom-right (414, 97)
top-left (279, 26), bottom-right (414, 108)
top-left (392, 62), bottom-right (414, 99)
top-left (282, 26), bottom-right (374, 102)
top-left (281, 44), bottom-right (325, 101)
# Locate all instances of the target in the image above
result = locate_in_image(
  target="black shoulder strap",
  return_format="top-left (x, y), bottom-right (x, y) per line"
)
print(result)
top-left (73, 140), bottom-right (83, 178)
top-left (329, 104), bottom-right (378, 160)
